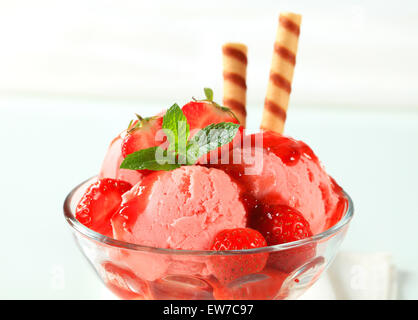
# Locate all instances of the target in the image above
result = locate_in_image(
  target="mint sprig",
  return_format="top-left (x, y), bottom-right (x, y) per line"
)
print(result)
top-left (163, 103), bottom-right (189, 157)
top-left (119, 146), bottom-right (180, 171)
top-left (120, 89), bottom-right (240, 171)
top-left (186, 122), bottom-right (240, 164)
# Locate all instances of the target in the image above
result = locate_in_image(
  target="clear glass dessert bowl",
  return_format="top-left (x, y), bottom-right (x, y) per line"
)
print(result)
top-left (64, 177), bottom-right (354, 300)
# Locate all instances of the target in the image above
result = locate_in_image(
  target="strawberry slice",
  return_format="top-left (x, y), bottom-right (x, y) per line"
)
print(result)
top-left (250, 204), bottom-right (316, 273)
top-left (75, 178), bottom-right (132, 237)
top-left (101, 262), bottom-right (150, 300)
top-left (210, 268), bottom-right (288, 300)
top-left (121, 116), bottom-right (164, 158)
top-left (111, 172), bottom-right (162, 241)
top-left (208, 228), bottom-right (268, 285)
top-left (149, 276), bottom-right (214, 300)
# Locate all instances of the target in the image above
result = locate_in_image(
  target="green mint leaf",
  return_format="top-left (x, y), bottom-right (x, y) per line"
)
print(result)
top-left (140, 161), bottom-right (180, 171)
top-left (120, 146), bottom-right (180, 171)
top-left (121, 89), bottom-right (240, 171)
top-left (162, 103), bottom-right (189, 155)
top-left (204, 88), bottom-right (214, 101)
top-left (186, 122), bottom-right (240, 164)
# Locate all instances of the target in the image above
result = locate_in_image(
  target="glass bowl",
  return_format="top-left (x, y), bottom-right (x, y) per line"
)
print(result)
top-left (64, 176), bottom-right (354, 300)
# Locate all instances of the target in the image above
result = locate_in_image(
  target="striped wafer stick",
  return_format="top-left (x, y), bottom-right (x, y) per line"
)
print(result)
top-left (261, 12), bottom-right (302, 133)
top-left (222, 43), bottom-right (248, 127)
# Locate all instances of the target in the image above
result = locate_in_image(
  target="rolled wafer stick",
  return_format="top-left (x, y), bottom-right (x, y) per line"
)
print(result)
top-left (222, 43), bottom-right (248, 127)
top-left (261, 12), bottom-right (302, 133)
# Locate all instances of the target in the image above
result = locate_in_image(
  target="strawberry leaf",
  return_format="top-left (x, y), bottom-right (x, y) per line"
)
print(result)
top-left (204, 87), bottom-right (214, 101)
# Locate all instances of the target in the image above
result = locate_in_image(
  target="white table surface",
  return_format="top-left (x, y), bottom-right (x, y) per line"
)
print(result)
top-left (0, 96), bottom-right (417, 299)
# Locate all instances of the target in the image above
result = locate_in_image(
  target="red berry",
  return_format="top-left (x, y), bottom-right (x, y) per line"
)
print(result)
top-left (182, 101), bottom-right (241, 164)
top-left (250, 204), bottom-right (315, 272)
top-left (209, 228), bottom-right (268, 284)
top-left (251, 204), bottom-right (312, 244)
top-left (182, 101), bottom-right (239, 132)
top-left (121, 116), bottom-right (164, 158)
top-left (75, 178), bottom-right (132, 237)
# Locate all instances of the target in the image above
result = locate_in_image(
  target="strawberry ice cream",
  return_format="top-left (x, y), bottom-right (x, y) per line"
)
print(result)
top-left (213, 131), bottom-right (346, 235)
top-left (82, 100), bottom-right (346, 251)
top-left (72, 92), bottom-right (349, 299)
top-left (67, 8), bottom-right (353, 300)
top-left (111, 166), bottom-right (246, 250)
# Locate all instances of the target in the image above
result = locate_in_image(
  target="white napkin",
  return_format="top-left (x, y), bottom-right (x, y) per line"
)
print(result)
top-left (299, 251), bottom-right (397, 300)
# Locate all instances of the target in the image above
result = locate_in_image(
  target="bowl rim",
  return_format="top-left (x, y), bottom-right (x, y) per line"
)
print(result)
top-left (63, 176), bottom-right (354, 256)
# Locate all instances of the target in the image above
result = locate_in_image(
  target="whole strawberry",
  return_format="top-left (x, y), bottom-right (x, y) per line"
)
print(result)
top-left (250, 204), bottom-right (315, 273)
top-left (76, 178), bottom-right (132, 237)
top-left (209, 228), bottom-right (268, 284)
top-left (121, 115), bottom-right (164, 158)
top-left (181, 92), bottom-right (241, 165)
top-left (181, 92), bottom-right (239, 132)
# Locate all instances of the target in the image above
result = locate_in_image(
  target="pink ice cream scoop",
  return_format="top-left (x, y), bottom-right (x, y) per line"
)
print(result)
top-left (111, 165), bottom-right (247, 250)
top-left (211, 131), bottom-right (346, 235)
